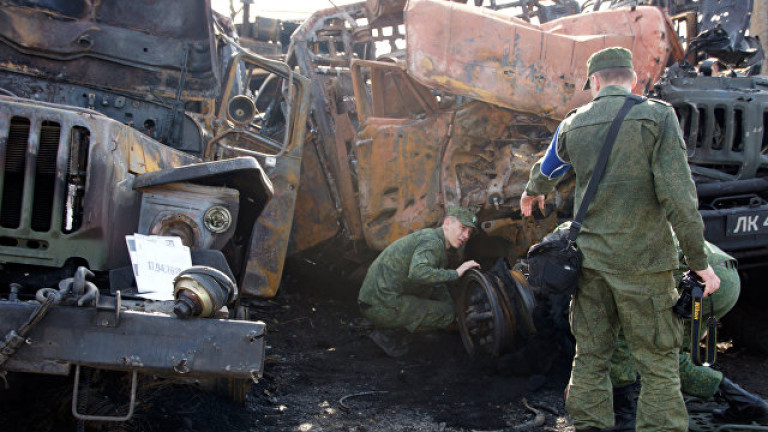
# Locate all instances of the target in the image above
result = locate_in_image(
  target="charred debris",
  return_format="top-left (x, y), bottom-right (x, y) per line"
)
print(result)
top-left (0, 0), bottom-right (767, 425)
top-left (243, 0), bottom-right (768, 358)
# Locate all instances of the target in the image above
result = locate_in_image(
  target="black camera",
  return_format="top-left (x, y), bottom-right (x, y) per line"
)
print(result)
top-left (673, 271), bottom-right (703, 318)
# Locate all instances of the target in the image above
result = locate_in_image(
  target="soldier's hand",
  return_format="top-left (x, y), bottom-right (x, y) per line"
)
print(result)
top-left (694, 265), bottom-right (720, 297)
top-left (456, 260), bottom-right (480, 277)
top-left (520, 192), bottom-right (545, 217)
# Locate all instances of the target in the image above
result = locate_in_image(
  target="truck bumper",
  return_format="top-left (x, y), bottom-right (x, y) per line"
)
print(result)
top-left (0, 300), bottom-right (266, 380)
top-left (701, 206), bottom-right (768, 264)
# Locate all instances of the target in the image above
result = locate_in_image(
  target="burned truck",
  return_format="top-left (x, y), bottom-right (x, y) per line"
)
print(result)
top-left (0, 0), bottom-right (309, 420)
top-left (277, 0), bottom-right (678, 357)
top-left (283, 0), bottom-right (683, 276)
top-left (279, 0), bottom-right (768, 357)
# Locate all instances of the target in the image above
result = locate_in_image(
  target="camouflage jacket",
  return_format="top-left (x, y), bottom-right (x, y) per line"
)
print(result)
top-left (358, 227), bottom-right (458, 307)
top-left (675, 240), bottom-right (736, 283)
top-left (526, 85), bottom-right (708, 273)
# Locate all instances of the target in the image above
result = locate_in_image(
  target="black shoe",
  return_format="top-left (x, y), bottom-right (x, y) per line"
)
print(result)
top-left (713, 377), bottom-right (768, 425)
top-left (605, 381), bottom-right (639, 432)
top-left (369, 329), bottom-right (409, 358)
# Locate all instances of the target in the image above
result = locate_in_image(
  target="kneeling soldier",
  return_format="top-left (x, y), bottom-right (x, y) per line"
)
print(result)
top-left (357, 207), bottom-right (480, 357)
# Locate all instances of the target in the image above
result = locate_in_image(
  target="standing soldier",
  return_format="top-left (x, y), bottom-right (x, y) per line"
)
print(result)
top-left (357, 207), bottom-right (480, 357)
top-left (610, 241), bottom-right (768, 431)
top-left (520, 47), bottom-right (720, 432)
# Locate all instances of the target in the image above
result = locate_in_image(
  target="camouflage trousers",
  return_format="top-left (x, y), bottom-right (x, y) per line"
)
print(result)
top-left (567, 268), bottom-right (687, 432)
top-left (360, 285), bottom-right (455, 333)
top-left (610, 268), bottom-right (740, 398)
top-left (611, 330), bottom-right (723, 399)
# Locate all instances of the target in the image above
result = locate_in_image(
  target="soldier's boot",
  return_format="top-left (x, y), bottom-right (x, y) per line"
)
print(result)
top-left (369, 329), bottom-right (409, 358)
top-left (606, 382), bottom-right (638, 432)
top-left (713, 377), bottom-right (768, 424)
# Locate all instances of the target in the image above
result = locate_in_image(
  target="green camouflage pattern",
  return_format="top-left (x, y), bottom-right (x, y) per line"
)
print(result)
top-left (447, 206), bottom-right (478, 229)
top-left (526, 86), bottom-right (708, 273)
top-left (678, 351), bottom-right (722, 398)
top-left (611, 241), bottom-right (739, 398)
top-left (609, 329), bottom-right (637, 388)
top-left (360, 284), bottom-right (455, 333)
top-left (529, 85), bottom-right (706, 432)
top-left (358, 227), bottom-right (459, 333)
top-left (567, 268), bottom-right (687, 432)
top-left (610, 335), bottom-right (724, 399)
top-left (584, 47), bottom-right (634, 88)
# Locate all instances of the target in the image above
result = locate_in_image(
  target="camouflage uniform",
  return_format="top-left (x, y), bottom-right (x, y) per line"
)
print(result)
top-left (611, 241), bottom-right (740, 399)
top-left (357, 227), bottom-right (458, 333)
top-left (526, 80), bottom-right (708, 431)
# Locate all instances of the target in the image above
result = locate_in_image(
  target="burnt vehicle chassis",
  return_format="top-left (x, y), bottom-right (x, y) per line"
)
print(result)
top-left (0, 0), bottom-right (310, 421)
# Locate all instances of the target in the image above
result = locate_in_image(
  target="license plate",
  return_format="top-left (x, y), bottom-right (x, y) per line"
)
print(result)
top-left (726, 210), bottom-right (768, 236)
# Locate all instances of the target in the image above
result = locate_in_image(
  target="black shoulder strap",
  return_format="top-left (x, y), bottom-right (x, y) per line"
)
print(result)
top-left (568, 94), bottom-right (645, 242)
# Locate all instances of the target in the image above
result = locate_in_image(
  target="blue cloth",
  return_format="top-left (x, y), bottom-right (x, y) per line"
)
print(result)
top-left (540, 122), bottom-right (571, 180)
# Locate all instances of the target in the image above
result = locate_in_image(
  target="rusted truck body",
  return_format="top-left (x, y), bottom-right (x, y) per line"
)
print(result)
top-left (0, 0), bottom-right (309, 419)
top-left (406, 2), bottom-right (678, 119)
top-left (283, 0), bottom-right (767, 355)
top-left (284, 0), bottom-right (679, 276)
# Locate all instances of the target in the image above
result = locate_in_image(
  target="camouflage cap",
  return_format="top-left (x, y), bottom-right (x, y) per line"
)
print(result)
top-left (446, 206), bottom-right (478, 229)
top-left (583, 47), bottom-right (633, 90)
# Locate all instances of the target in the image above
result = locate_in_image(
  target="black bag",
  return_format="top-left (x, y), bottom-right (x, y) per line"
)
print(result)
top-left (526, 95), bottom-right (644, 295)
top-left (527, 224), bottom-right (582, 295)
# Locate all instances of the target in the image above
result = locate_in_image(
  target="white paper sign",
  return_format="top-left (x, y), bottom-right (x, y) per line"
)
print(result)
top-left (125, 234), bottom-right (191, 300)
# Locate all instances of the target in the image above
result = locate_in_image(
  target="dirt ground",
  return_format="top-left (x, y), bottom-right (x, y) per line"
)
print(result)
top-left (2, 267), bottom-right (768, 432)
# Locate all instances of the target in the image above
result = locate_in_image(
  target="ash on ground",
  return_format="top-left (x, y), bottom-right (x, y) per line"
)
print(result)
top-left (2, 270), bottom-right (768, 432)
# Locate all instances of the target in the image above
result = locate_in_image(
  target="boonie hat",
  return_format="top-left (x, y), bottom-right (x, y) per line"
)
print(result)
top-left (583, 47), bottom-right (633, 90)
top-left (447, 207), bottom-right (478, 229)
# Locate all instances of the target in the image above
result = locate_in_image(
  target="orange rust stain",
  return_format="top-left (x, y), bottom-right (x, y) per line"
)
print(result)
top-left (406, 0), bottom-right (680, 120)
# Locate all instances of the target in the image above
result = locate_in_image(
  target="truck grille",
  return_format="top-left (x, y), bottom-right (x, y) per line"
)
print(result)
top-left (675, 104), bottom-right (746, 177)
top-left (1, 117), bottom-right (29, 228)
top-left (32, 121), bottom-right (61, 232)
top-left (0, 116), bottom-right (89, 235)
top-left (660, 76), bottom-right (768, 181)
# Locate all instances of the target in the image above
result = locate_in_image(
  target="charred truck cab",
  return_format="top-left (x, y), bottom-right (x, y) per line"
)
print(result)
top-left (0, 0), bottom-right (309, 420)
top-left (657, 74), bottom-right (768, 268)
top-left (651, 0), bottom-right (768, 269)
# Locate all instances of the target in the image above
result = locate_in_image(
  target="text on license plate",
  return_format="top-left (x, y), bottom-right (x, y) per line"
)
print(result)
top-left (726, 210), bottom-right (768, 236)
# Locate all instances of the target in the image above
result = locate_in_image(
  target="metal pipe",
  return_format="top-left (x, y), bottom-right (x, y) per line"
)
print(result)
top-left (72, 367), bottom-right (138, 422)
top-left (697, 178), bottom-right (768, 199)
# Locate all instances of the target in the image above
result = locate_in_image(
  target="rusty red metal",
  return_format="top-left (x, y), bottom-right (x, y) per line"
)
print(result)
top-left (366, 0), bottom-right (408, 24)
top-left (405, 0), bottom-right (682, 119)
top-left (287, 1), bottom-right (577, 273)
top-left (351, 61), bottom-right (452, 248)
top-left (349, 58), bottom-right (565, 254)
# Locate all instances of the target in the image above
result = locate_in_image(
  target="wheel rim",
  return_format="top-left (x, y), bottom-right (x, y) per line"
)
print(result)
top-left (456, 262), bottom-right (537, 359)
top-left (457, 269), bottom-right (508, 358)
